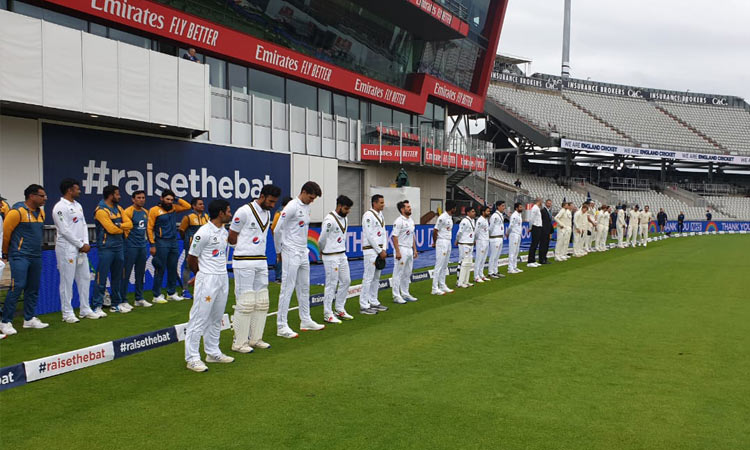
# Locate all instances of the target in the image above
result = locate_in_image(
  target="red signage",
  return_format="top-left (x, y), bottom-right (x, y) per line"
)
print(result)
top-left (405, 0), bottom-right (470, 36)
top-left (361, 144), bottom-right (421, 163)
top-left (423, 148), bottom-right (486, 171)
top-left (43, 0), bottom-right (484, 115)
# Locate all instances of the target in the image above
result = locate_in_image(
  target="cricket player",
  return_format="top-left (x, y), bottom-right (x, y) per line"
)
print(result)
top-left (585, 202), bottom-right (597, 252)
top-left (554, 202), bottom-right (570, 261)
top-left (474, 205), bottom-right (491, 283)
top-left (275, 181), bottom-right (324, 338)
top-left (184, 199), bottom-right (235, 372)
top-left (507, 203), bottom-right (523, 274)
top-left (121, 190), bottom-right (152, 308)
top-left (639, 205), bottom-right (652, 247)
top-left (53, 179), bottom-right (96, 322)
top-left (93, 185), bottom-right (133, 315)
top-left (487, 201), bottom-right (506, 278)
top-left (573, 204), bottom-right (589, 257)
top-left (360, 195), bottom-right (389, 315)
top-left (616, 205), bottom-right (627, 248)
top-left (455, 206), bottom-right (476, 286)
top-left (1, 185), bottom-right (49, 336)
top-left (179, 198), bottom-right (209, 300)
top-left (392, 200), bottom-right (418, 303)
top-left (596, 206), bottom-right (610, 251)
top-left (431, 200), bottom-right (456, 295)
top-left (627, 205), bottom-right (640, 247)
top-left (148, 189), bottom-right (191, 303)
top-left (318, 195), bottom-right (354, 323)
top-left (229, 184), bottom-right (281, 353)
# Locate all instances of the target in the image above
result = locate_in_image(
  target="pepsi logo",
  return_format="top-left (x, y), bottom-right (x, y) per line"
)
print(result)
top-left (377, 231), bottom-right (382, 236)
top-left (337, 237), bottom-right (342, 243)
top-left (298, 221), bottom-right (305, 227)
top-left (234, 217), bottom-right (240, 223)
top-left (212, 249), bottom-right (220, 257)
top-left (72, 217), bottom-right (79, 223)
top-left (281, 212), bottom-right (286, 218)
top-left (252, 237), bottom-right (260, 244)
top-left (406, 230), bottom-right (411, 235)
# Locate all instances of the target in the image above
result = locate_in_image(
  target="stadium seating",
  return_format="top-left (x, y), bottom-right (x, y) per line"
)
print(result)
top-left (655, 103), bottom-right (750, 154)
top-left (608, 190), bottom-right (731, 221)
top-left (489, 169), bottom-right (587, 208)
top-left (702, 196), bottom-right (750, 220)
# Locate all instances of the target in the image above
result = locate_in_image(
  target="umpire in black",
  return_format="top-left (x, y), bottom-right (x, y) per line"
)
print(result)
top-left (539, 199), bottom-right (554, 264)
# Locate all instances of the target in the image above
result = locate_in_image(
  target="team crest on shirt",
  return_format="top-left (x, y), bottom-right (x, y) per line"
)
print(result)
top-left (68, 259), bottom-right (74, 264)
top-left (297, 210), bottom-right (304, 217)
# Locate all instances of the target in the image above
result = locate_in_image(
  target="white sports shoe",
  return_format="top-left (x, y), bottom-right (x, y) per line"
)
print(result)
top-left (134, 300), bottom-right (153, 308)
top-left (120, 302), bottom-right (133, 312)
top-left (0, 333), bottom-right (5, 340)
top-left (300, 320), bottom-right (325, 331)
top-left (441, 287), bottom-right (455, 293)
top-left (23, 317), bottom-right (49, 329)
top-left (152, 295), bottom-right (168, 304)
top-left (206, 353), bottom-right (235, 363)
top-left (431, 289), bottom-right (446, 296)
top-left (231, 343), bottom-right (254, 354)
top-left (474, 278), bottom-right (485, 283)
top-left (62, 316), bottom-right (80, 324)
top-left (167, 293), bottom-right (184, 302)
top-left (324, 314), bottom-right (342, 324)
top-left (0, 322), bottom-right (18, 335)
top-left (110, 305), bottom-right (130, 314)
top-left (277, 326), bottom-right (299, 339)
top-left (80, 311), bottom-right (99, 320)
top-left (403, 295), bottom-right (418, 302)
top-left (335, 310), bottom-right (354, 321)
top-left (393, 296), bottom-right (407, 304)
top-left (95, 307), bottom-right (108, 318)
top-left (252, 340), bottom-right (272, 349)
top-left (186, 359), bottom-right (208, 372)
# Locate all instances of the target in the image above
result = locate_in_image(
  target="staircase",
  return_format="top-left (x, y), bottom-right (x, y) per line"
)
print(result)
top-left (446, 170), bottom-right (471, 189)
top-left (456, 184), bottom-right (485, 205)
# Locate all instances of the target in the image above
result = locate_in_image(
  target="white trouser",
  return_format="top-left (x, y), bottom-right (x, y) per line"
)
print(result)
top-left (391, 246), bottom-right (414, 298)
top-left (457, 244), bottom-right (474, 285)
top-left (585, 228), bottom-right (593, 250)
top-left (617, 225), bottom-right (625, 246)
top-left (573, 230), bottom-right (585, 255)
top-left (361, 250), bottom-right (383, 309)
top-left (233, 262), bottom-right (269, 347)
top-left (277, 247), bottom-right (311, 328)
top-left (322, 253), bottom-right (350, 315)
top-left (597, 227), bottom-right (607, 249)
top-left (474, 240), bottom-right (489, 280)
top-left (639, 225), bottom-right (649, 246)
top-left (184, 272), bottom-right (229, 362)
top-left (432, 239), bottom-right (451, 290)
top-left (628, 224), bottom-right (638, 246)
top-left (488, 237), bottom-right (503, 275)
top-left (234, 263), bottom-right (268, 295)
top-left (554, 229), bottom-right (568, 259)
top-left (507, 234), bottom-right (521, 270)
top-left (55, 246), bottom-right (93, 318)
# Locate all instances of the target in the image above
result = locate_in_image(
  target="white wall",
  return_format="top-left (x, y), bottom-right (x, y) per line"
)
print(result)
top-left (0, 116), bottom-right (41, 203)
top-left (362, 165), bottom-right (447, 222)
top-left (291, 154), bottom-right (338, 223)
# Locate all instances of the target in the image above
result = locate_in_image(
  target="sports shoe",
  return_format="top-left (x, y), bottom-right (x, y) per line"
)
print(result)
top-left (152, 295), bottom-right (168, 304)
top-left (457, 283), bottom-right (469, 288)
top-left (23, 317), bottom-right (49, 329)
top-left (110, 305), bottom-right (130, 314)
top-left (186, 359), bottom-right (208, 372)
top-left (467, 282), bottom-right (475, 287)
top-left (393, 296), bottom-right (406, 304)
top-left (335, 310), bottom-right (354, 320)
top-left (103, 293), bottom-right (111, 307)
top-left (431, 289), bottom-right (446, 296)
top-left (370, 304), bottom-right (388, 312)
top-left (0, 333), bottom-right (5, 340)
top-left (252, 340), bottom-right (271, 349)
top-left (80, 311), bottom-right (99, 320)
top-left (182, 291), bottom-right (193, 300)
top-left (527, 262), bottom-right (540, 268)
top-left (474, 278), bottom-right (485, 283)
top-left (134, 299), bottom-right (153, 308)
top-left (94, 307), bottom-right (108, 318)
top-left (300, 320), bottom-right (325, 331)
top-left (231, 343), bottom-right (254, 353)
top-left (403, 295), bottom-right (418, 302)
top-left (359, 308), bottom-right (378, 315)
top-left (440, 287), bottom-right (455, 293)
top-left (324, 314), bottom-right (342, 324)
top-left (62, 316), bottom-right (80, 324)
top-left (482, 277), bottom-right (491, 282)
top-left (167, 293), bottom-right (184, 302)
top-left (206, 353), bottom-right (235, 363)
top-left (277, 326), bottom-right (299, 339)
top-left (119, 302), bottom-right (133, 312)
top-left (0, 322), bottom-right (18, 336)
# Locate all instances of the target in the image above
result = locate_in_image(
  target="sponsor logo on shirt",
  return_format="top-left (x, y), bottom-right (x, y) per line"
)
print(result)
top-left (234, 217), bottom-right (241, 223)
top-left (72, 217), bottom-right (79, 223)
top-left (337, 237), bottom-right (343, 243)
top-left (298, 220), bottom-right (305, 227)
top-left (212, 249), bottom-right (220, 257)
top-left (377, 231), bottom-right (382, 236)
top-left (252, 236), bottom-right (260, 244)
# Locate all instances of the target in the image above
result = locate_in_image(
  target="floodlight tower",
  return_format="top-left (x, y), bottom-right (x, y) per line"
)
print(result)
top-left (561, 0), bottom-right (571, 78)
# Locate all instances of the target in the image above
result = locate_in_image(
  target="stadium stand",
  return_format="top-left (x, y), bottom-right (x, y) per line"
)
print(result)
top-left (608, 190), bottom-right (731, 221)
top-left (702, 196), bottom-right (750, 220)
top-left (655, 103), bottom-right (750, 154)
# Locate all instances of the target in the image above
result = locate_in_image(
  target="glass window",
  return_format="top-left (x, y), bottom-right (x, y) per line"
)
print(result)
top-left (393, 110), bottom-right (411, 132)
top-left (249, 68), bottom-right (284, 103)
top-left (205, 56), bottom-right (226, 89)
top-left (157, 41), bottom-right (179, 57)
top-left (286, 79), bottom-right (317, 110)
top-left (228, 63), bottom-right (248, 94)
top-left (89, 22), bottom-right (107, 37)
top-left (371, 104), bottom-right (392, 126)
top-left (14, 1), bottom-right (87, 30)
top-left (333, 94), bottom-right (347, 117)
top-left (346, 97), bottom-right (359, 120)
top-left (109, 28), bottom-right (151, 49)
top-left (360, 101), bottom-right (370, 125)
top-left (180, 48), bottom-right (203, 63)
top-left (1, 0), bottom-right (8, 10)
top-left (434, 104), bottom-right (445, 129)
top-left (318, 89), bottom-right (332, 114)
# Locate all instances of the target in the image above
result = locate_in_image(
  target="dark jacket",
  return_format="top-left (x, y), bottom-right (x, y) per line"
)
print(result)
top-left (541, 206), bottom-right (553, 233)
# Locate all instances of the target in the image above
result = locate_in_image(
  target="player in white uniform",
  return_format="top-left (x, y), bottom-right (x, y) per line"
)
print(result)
top-left (639, 205), bottom-right (652, 247)
top-left (360, 195), bottom-right (389, 315)
top-left (507, 203), bottom-right (524, 273)
top-left (318, 196), bottom-right (354, 324)
top-left (391, 200), bottom-right (418, 303)
top-left (487, 201), bottom-right (506, 278)
top-left (596, 206), bottom-right (610, 251)
top-left (229, 184), bottom-right (280, 353)
top-left (274, 181), bottom-right (323, 338)
top-left (455, 206), bottom-right (477, 287)
top-left (585, 202), bottom-right (597, 252)
top-left (431, 200), bottom-right (456, 295)
top-left (553, 202), bottom-right (571, 261)
top-left (52, 179), bottom-right (97, 323)
top-left (616, 205), bottom-right (627, 248)
top-left (573, 204), bottom-right (589, 257)
top-left (184, 200), bottom-right (235, 372)
top-left (627, 205), bottom-right (640, 247)
top-left (474, 206), bottom-right (491, 283)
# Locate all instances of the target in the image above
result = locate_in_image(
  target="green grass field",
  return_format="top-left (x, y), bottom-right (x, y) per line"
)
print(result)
top-left (1, 235), bottom-right (749, 449)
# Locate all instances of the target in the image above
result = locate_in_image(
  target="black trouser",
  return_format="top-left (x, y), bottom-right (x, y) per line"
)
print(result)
top-left (528, 226), bottom-right (542, 263)
top-left (677, 222), bottom-right (684, 232)
top-left (539, 229), bottom-right (551, 263)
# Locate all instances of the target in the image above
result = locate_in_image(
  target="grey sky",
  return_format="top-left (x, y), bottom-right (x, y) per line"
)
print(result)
top-left (496, 0), bottom-right (750, 101)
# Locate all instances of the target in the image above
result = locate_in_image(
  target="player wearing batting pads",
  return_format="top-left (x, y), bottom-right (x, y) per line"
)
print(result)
top-left (639, 206), bottom-right (652, 247)
top-left (318, 196), bottom-right (354, 323)
top-left (275, 181), bottom-right (324, 338)
top-left (474, 205), bottom-right (491, 283)
top-left (616, 205), bottom-right (627, 248)
top-left (184, 200), bottom-right (235, 372)
top-left (554, 202), bottom-right (571, 261)
top-left (431, 200), bottom-right (456, 295)
top-left (360, 195), bottom-right (389, 315)
top-left (52, 179), bottom-right (96, 323)
top-left (507, 203), bottom-right (523, 274)
top-left (488, 201), bottom-right (506, 278)
top-left (229, 184), bottom-right (281, 353)
top-left (391, 200), bottom-right (418, 303)
top-left (455, 206), bottom-right (476, 287)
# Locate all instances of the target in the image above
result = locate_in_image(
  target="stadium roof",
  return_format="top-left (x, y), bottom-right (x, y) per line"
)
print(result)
top-left (494, 53), bottom-right (532, 65)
